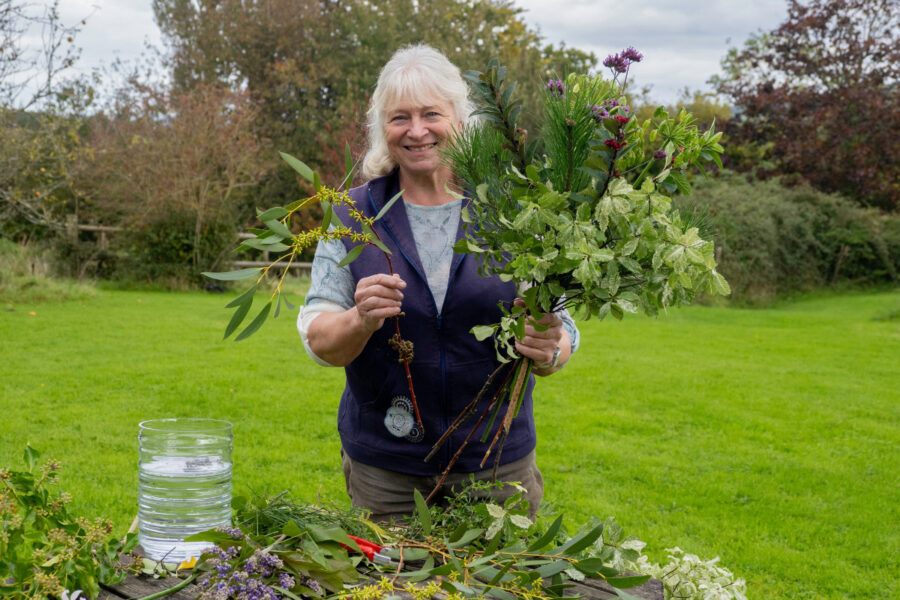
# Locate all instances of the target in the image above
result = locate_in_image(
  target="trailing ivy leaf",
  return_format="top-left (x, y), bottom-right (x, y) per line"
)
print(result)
top-left (234, 301), bottom-right (271, 341)
top-left (203, 267), bottom-right (261, 281)
top-left (337, 244), bottom-right (365, 268)
top-left (280, 151), bottom-right (315, 184)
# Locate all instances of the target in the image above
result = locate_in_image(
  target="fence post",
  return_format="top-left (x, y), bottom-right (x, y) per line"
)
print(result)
top-left (66, 214), bottom-right (78, 245)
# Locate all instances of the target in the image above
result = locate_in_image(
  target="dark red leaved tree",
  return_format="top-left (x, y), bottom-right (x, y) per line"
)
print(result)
top-left (714, 0), bottom-right (899, 211)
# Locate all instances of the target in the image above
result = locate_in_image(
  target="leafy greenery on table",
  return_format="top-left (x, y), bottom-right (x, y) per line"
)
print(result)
top-left (188, 481), bottom-right (651, 600)
top-left (0, 446), bottom-right (139, 599)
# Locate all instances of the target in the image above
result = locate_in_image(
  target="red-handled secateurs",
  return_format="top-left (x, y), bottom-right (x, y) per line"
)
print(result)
top-left (342, 534), bottom-right (394, 565)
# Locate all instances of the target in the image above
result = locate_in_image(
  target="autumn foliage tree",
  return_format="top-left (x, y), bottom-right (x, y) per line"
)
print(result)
top-left (151, 0), bottom-right (596, 205)
top-left (714, 0), bottom-right (899, 211)
top-left (77, 83), bottom-right (270, 281)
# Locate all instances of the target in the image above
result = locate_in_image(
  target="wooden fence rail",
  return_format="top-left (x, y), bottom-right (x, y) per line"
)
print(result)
top-left (66, 218), bottom-right (311, 275)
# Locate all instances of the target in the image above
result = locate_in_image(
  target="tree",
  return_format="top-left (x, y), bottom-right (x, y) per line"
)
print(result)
top-left (151, 0), bottom-right (595, 206)
top-left (0, 0), bottom-right (90, 240)
top-left (76, 83), bottom-right (270, 281)
top-left (714, 0), bottom-right (899, 211)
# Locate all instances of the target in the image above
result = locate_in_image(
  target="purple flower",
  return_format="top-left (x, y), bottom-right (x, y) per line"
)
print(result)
top-left (587, 104), bottom-right (609, 123)
top-left (546, 79), bottom-right (566, 97)
top-left (622, 47), bottom-right (643, 62)
top-left (653, 149), bottom-right (667, 160)
top-left (216, 525), bottom-right (246, 540)
top-left (605, 98), bottom-right (619, 109)
top-left (603, 53), bottom-right (629, 73)
top-left (305, 579), bottom-right (323, 595)
top-left (279, 574), bottom-right (295, 590)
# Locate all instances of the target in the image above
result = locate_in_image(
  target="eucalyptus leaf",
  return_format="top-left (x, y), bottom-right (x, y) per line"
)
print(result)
top-left (413, 489), bottom-right (431, 536)
top-left (224, 295), bottom-right (253, 340)
top-left (554, 524), bottom-right (603, 557)
top-left (265, 218), bottom-right (294, 239)
top-left (448, 528), bottom-right (484, 549)
top-left (526, 515), bottom-right (563, 552)
top-left (280, 151), bottom-right (315, 184)
top-left (258, 206), bottom-right (288, 221)
top-left (225, 284), bottom-right (257, 308)
top-left (234, 301), bottom-right (271, 341)
top-left (374, 190), bottom-right (403, 221)
top-left (337, 244), bottom-right (365, 268)
top-left (203, 267), bottom-right (261, 281)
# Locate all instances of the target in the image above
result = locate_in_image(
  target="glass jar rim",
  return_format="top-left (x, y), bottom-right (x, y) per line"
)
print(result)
top-left (138, 418), bottom-right (233, 433)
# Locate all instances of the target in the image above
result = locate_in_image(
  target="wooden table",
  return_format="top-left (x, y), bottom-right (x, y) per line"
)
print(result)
top-left (100, 571), bottom-right (663, 600)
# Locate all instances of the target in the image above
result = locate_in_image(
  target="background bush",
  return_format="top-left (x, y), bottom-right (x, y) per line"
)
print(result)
top-left (680, 174), bottom-right (899, 303)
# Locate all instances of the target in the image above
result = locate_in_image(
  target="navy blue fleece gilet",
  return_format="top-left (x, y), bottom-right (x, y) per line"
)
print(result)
top-left (334, 171), bottom-right (536, 475)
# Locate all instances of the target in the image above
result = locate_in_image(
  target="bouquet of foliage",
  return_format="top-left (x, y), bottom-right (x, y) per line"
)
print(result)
top-left (425, 51), bottom-right (730, 482)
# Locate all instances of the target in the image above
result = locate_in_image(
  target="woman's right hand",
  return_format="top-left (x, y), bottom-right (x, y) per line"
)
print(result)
top-left (354, 273), bottom-right (407, 332)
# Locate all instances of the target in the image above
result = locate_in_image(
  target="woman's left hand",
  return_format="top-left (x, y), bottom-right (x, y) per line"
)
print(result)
top-left (513, 299), bottom-right (569, 375)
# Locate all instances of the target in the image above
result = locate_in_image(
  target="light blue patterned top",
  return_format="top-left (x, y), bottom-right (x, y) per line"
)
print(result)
top-left (304, 199), bottom-right (580, 354)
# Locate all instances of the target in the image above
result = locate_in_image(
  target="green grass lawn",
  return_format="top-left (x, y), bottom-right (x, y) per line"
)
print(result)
top-left (1, 286), bottom-right (898, 599)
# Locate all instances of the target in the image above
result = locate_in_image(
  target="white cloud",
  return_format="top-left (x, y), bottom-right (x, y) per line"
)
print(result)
top-left (23, 1), bottom-right (787, 105)
top-left (515, 0), bottom-right (788, 102)
top-left (59, 0), bottom-right (161, 76)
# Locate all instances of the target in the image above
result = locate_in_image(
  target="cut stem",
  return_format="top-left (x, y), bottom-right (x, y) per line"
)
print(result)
top-left (424, 360), bottom-right (515, 463)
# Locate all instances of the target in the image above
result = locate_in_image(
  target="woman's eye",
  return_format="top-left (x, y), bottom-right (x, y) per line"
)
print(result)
top-left (390, 115), bottom-right (407, 122)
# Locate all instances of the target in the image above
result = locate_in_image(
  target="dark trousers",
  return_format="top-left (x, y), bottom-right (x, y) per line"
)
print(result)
top-left (341, 449), bottom-right (544, 522)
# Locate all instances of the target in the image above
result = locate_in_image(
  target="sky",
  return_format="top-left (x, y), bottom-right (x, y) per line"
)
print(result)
top-left (43, 0), bottom-right (789, 105)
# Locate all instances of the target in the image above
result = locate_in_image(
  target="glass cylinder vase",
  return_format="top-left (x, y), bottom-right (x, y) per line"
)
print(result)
top-left (137, 418), bottom-right (233, 563)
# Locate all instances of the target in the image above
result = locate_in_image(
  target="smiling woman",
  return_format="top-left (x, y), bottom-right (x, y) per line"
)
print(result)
top-left (383, 100), bottom-right (457, 191)
top-left (295, 44), bottom-right (579, 521)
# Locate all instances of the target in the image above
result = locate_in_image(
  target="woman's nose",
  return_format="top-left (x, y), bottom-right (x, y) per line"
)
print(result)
top-left (406, 116), bottom-right (427, 138)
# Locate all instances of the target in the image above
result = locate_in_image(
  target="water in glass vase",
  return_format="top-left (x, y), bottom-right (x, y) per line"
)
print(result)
top-left (137, 418), bottom-right (233, 563)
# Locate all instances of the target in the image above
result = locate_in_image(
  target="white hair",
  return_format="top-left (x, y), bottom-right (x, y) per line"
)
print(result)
top-left (362, 44), bottom-right (474, 180)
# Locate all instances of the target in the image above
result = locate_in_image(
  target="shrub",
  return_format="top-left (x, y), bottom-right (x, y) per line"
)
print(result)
top-left (679, 174), bottom-right (898, 303)
top-left (0, 239), bottom-right (95, 304)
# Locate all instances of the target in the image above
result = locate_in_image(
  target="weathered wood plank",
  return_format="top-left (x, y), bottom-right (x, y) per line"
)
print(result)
top-left (570, 575), bottom-right (664, 600)
top-left (101, 574), bottom-right (200, 600)
top-left (101, 572), bottom-right (663, 600)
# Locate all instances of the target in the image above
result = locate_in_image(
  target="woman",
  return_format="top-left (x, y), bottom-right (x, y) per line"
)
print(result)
top-left (298, 44), bottom-right (578, 521)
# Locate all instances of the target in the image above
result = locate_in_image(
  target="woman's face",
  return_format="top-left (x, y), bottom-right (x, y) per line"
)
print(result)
top-left (384, 99), bottom-right (458, 178)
